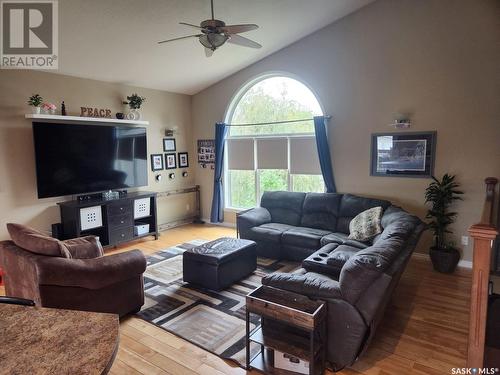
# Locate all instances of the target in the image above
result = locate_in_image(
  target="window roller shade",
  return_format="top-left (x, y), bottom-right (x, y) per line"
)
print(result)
top-left (290, 137), bottom-right (321, 175)
top-left (256, 138), bottom-right (288, 170)
top-left (227, 138), bottom-right (254, 170)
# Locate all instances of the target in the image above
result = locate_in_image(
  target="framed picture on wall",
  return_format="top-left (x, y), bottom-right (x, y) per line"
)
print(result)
top-left (163, 138), bottom-right (176, 152)
top-left (178, 152), bottom-right (189, 168)
top-left (165, 153), bottom-right (177, 169)
top-left (370, 131), bottom-right (437, 178)
top-left (197, 139), bottom-right (215, 168)
top-left (151, 154), bottom-right (164, 171)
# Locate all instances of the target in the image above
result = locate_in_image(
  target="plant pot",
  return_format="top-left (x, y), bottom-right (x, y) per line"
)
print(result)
top-left (429, 246), bottom-right (460, 273)
top-left (31, 106), bottom-right (41, 114)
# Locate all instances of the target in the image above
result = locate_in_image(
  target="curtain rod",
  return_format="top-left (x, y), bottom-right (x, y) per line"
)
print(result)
top-left (226, 115), bottom-right (331, 127)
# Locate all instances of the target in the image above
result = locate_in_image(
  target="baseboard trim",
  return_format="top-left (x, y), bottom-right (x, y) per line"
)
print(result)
top-left (201, 218), bottom-right (236, 229)
top-left (412, 252), bottom-right (472, 269)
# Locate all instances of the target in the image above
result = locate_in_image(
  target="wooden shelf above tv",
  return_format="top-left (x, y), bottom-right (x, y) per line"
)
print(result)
top-left (25, 114), bottom-right (149, 126)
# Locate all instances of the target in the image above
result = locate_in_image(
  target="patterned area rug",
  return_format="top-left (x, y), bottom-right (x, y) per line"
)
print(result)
top-left (136, 240), bottom-right (299, 368)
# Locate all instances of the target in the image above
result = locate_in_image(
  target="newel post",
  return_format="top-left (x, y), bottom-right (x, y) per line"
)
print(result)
top-left (467, 177), bottom-right (498, 368)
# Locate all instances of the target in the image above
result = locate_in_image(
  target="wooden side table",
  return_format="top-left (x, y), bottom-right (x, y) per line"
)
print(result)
top-left (246, 285), bottom-right (327, 375)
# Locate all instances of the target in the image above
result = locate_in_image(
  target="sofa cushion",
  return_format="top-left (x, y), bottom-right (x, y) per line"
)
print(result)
top-left (282, 227), bottom-right (332, 249)
top-left (262, 270), bottom-right (343, 300)
top-left (326, 245), bottom-right (360, 270)
top-left (339, 235), bottom-right (406, 304)
top-left (337, 194), bottom-right (391, 234)
top-left (320, 232), bottom-right (369, 250)
top-left (300, 193), bottom-right (341, 232)
top-left (247, 226), bottom-right (284, 244)
top-left (321, 232), bottom-right (348, 245)
top-left (247, 222), bottom-right (295, 244)
top-left (381, 205), bottom-right (417, 228)
top-left (259, 223), bottom-right (295, 232)
top-left (260, 191), bottom-right (306, 226)
top-left (7, 223), bottom-right (70, 258)
top-left (348, 206), bottom-right (383, 242)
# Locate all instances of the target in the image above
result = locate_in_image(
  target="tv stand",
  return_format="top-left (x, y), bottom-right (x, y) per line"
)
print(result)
top-left (58, 191), bottom-right (159, 247)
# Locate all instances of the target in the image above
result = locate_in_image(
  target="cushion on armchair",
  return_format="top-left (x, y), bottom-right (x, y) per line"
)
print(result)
top-left (7, 223), bottom-right (71, 258)
top-left (62, 236), bottom-right (104, 259)
top-left (36, 249), bottom-right (147, 289)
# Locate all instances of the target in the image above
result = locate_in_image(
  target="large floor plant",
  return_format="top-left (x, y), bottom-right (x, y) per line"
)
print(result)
top-left (425, 174), bottom-right (463, 273)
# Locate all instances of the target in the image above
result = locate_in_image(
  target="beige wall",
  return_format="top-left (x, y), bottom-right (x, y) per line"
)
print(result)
top-left (0, 70), bottom-right (194, 239)
top-left (192, 0), bottom-right (500, 261)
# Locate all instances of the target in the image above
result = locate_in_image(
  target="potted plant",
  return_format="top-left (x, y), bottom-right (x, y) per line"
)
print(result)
top-left (123, 93), bottom-right (146, 120)
top-left (28, 94), bottom-right (43, 114)
top-left (425, 174), bottom-right (464, 273)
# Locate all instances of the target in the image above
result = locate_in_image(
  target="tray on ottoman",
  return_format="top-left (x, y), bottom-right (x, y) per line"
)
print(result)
top-left (183, 237), bottom-right (257, 291)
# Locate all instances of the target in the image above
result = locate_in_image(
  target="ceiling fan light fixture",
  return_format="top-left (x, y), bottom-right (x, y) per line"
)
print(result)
top-left (199, 33), bottom-right (227, 50)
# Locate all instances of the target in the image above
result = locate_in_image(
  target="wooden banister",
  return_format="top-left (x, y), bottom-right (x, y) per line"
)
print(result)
top-left (480, 177), bottom-right (498, 225)
top-left (467, 177), bottom-right (498, 369)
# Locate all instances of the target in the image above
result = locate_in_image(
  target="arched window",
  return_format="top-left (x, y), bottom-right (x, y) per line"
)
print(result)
top-left (225, 74), bottom-right (325, 209)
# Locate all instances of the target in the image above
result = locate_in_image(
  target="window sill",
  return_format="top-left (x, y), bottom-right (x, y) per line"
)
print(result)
top-left (224, 207), bottom-right (249, 213)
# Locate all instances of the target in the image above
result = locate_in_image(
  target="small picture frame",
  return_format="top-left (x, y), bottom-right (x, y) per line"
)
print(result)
top-left (165, 153), bottom-right (177, 169)
top-left (178, 152), bottom-right (189, 168)
top-left (151, 154), bottom-right (164, 171)
top-left (163, 138), bottom-right (176, 152)
top-left (370, 131), bottom-right (437, 178)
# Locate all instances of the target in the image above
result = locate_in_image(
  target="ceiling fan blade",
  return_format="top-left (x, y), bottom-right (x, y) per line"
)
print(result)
top-left (205, 48), bottom-right (214, 57)
top-left (179, 22), bottom-right (204, 30)
top-left (158, 34), bottom-right (202, 44)
top-left (219, 24), bottom-right (258, 34)
top-left (227, 34), bottom-right (262, 49)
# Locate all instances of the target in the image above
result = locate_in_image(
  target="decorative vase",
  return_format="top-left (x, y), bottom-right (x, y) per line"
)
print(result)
top-left (429, 247), bottom-right (460, 273)
top-left (32, 106), bottom-right (41, 114)
top-left (126, 109), bottom-right (142, 121)
top-left (132, 109), bottom-right (141, 120)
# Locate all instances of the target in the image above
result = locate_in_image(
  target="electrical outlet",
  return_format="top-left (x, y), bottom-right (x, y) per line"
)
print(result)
top-left (186, 204), bottom-right (190, 212)
top-left (461, 236), bottom-right (469, 246)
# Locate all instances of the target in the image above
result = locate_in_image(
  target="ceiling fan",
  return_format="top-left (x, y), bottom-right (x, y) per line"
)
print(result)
top-left (158, 0), bottom-right (262, 57)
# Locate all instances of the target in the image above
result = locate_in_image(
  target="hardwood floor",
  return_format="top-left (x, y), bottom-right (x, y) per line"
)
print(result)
top-left (1, 224), bottom-right (471, 374)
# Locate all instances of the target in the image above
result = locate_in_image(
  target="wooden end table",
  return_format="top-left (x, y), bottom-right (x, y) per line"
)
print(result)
top-left (246, 285), bottom-right (327, 375)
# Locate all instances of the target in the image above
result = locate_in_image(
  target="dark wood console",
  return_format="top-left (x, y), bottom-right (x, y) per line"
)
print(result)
top-left (58, 191), bottom-right (159, 247)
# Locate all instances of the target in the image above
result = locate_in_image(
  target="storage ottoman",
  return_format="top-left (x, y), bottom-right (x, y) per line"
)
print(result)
top-left (183, 237), bottom-right (257, 291)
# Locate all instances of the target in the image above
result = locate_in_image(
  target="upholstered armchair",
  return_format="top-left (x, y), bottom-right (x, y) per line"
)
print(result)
top-left (0, 224), bottom-right (146, 317)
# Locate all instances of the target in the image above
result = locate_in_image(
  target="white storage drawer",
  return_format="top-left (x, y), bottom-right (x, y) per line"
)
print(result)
top-left (134, 198), bottom-right (151, 219)
top-left (79, 206), bottom-right (103, 231)
top-left (134, 223), bottom-right (150, 236)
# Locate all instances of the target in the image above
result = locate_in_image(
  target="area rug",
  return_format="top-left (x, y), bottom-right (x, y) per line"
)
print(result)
top-left (136, 239), bottom-right (299, 368)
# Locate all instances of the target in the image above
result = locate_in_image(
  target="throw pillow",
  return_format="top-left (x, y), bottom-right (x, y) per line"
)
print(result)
top-left (7, 223), bottom-right (71, 258)
top-left (348, 206), bottom-right (383, 242)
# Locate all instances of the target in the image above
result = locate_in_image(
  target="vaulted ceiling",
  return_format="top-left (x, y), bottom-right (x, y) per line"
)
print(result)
top-left (58, 0), bottom-right (374, 94)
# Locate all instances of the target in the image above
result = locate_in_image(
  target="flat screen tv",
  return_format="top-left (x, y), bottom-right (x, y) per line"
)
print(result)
top-left (33, 122), bottom-right (148, 198)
